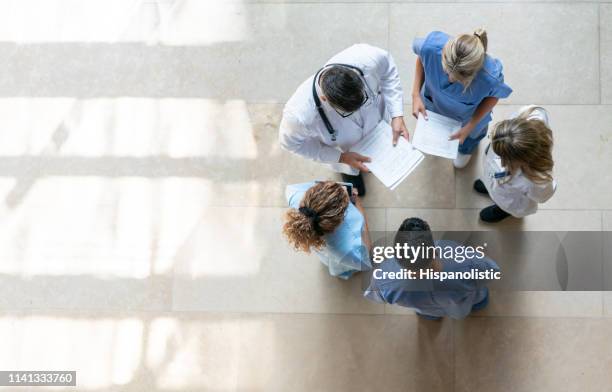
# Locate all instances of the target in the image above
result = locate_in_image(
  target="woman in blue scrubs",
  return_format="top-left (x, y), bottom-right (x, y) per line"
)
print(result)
top-left (411, 29), bottom-right (513, 168)
top-left (283, 181), bottom-right (372, 279)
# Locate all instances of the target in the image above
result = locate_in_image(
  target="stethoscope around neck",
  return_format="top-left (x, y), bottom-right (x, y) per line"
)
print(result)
top-left (312, 63), bottom-right (369, 142)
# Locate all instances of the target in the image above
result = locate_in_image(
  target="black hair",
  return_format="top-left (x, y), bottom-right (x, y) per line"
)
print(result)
top-left (320, 66), bottom-right (365, 113)
top-left (394, 217), bottom-right (435, 269)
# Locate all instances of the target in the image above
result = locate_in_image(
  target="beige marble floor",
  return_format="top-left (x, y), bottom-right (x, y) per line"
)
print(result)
top-left (0, 1), bottom-right (611, 391)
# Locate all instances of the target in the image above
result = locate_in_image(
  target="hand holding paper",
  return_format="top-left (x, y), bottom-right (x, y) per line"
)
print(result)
top-left (412, 110), bottom-right (462, 159)
top-left (339, 151), bottom-right (371, 172)
top-left (391, 116), bottom-right (410, 145)
top-left (448, 124), bottom-right (472, 144)
top-left (350, 121), bottom-right (424, 190)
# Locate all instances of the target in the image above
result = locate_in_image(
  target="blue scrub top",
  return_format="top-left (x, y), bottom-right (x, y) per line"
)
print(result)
top-left (364, 240), bottom-right (500, 319)
top-left (286, 182), bottom-right (371, 279)
top-left (413, 31), bottom-right (513, 133)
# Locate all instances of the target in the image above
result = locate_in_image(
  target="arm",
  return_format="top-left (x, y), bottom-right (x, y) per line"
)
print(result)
top-left (411, 57), bottom-right (428, 120)
top-left (449, 97), bottom-right (499, 143)
top-left (279, 111), bottom-right (341, 163)
top-left (353, 194), bottom-right (372, 253)
top-left (527, 180), bottom-right (557, 203)
top-left (370, 46), bottom-right (409, 144)
top-left (372, 47), bottom-right (403, 118)
top-left (280, 111), bottom-right (372, 171)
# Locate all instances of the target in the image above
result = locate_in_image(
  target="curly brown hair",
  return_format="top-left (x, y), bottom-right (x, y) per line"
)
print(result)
top-left (283, 181), bottom-right (349, 252)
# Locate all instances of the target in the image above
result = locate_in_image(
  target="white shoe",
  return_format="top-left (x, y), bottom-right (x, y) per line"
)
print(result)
top-left (453, 153), bottom-right (472, 169)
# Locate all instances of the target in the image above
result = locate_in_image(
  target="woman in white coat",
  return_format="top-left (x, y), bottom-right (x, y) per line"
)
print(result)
top-left (474, 105), bottom-right (556, 222)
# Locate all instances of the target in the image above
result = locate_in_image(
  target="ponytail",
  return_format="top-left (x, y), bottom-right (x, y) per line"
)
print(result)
top-left (473, 28), bottom-right (488, 52)
top-left (442, 28), bottom-right (488, 88)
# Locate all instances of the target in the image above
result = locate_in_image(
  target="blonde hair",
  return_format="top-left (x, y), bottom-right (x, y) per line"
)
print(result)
top-left (491, 106), bottom-right (554, 184)
top-left (442, 28), bottom-right (488, 88)
top-left (283, 181), bottom-right (349, 252)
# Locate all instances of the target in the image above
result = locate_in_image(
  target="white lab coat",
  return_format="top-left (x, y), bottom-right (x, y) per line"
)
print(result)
top-left (279, 44), bottom-right (404, 175)
top-left (481, 106), bottom-right (557, 217)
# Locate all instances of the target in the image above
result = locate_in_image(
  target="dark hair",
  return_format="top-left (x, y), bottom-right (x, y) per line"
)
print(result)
top-left (320, 66), bottom-right (365, 113)
top-left (394, 217), bottom-right (435, 269)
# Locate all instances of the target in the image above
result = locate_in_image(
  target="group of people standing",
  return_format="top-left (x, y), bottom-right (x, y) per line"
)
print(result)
top-left (278, 29), bottom-right (557, 319)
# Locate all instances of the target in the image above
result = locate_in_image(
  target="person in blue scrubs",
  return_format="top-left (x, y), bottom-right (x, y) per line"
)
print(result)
top-left (283, 181), bottom-right (372, 279)
top-left (411, 29), bottom-right (512, 168)
top-left (364, 217), bottom-right (500, 319)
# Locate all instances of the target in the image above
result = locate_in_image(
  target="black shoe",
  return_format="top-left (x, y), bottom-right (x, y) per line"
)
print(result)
top-left (480, 205), bottom-right (511, 223)
top-left (341, 173), bottom-right (366, 197)
top-left (473, 179), bottom-right (489, 195)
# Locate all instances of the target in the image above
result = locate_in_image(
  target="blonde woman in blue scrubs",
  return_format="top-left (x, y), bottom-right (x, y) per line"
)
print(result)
top-left (411, 29), bottom-right (513, 168)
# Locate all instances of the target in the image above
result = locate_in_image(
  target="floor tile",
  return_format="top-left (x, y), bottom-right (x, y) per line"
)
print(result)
top-left (602, 5), bottom-right (612, 104)
top-left (0, 311), bottom-right (242, 391)
top-left (0, 178), bottom-right (176, 311)
top-left (0, 274), bottom-right (172, 312)
top-left (0, 0), bottom-right (136, 43)
top-left (604, 293), bottom-right (612, 317)
top-left (361, 154), bottom-right (455, 209)
top-left (602, 211), bottom-right (612, 316)
top-left (390, 3), bottom-right (599, 105)
top-left (385, 291), bottom-right (603, 318)
top-left (238, 313), bottom-right (454, 392)
top-left (0, 4), bottom-right (389, 99)
top-left (172, 207), bottom-right (385, 314)
top-left (385, 208), bottom-right (602, 232)
top-left (479, 291), bottom-right (603, 318)
top-left (454, 317), bottom-right (612, 392)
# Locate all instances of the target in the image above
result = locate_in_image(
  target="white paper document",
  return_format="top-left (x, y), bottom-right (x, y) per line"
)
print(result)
top-left (350, 121), bottom-right (424, 190)
top-left (412, 110), bottom-right (462, 159)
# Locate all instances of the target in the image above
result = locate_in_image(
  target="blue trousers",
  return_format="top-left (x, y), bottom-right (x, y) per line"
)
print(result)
top-left (458, 126), bottom-right (488, 154)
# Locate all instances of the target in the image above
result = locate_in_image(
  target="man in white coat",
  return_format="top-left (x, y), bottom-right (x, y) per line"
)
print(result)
top-left (279, 44), bottom-right (408, 196)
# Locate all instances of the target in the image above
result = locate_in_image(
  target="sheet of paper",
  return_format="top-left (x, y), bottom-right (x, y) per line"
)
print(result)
top-left (350, 121), bottom-right (424, 189)
top-left (412, 110), bottom-right (462, 159)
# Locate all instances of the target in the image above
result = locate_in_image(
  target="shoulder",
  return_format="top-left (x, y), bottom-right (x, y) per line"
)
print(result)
top-left (434, 239), bottom-right (459, 249)
top-left (478, 55), bottom-right (512, 97)
top-left (413, 31), bottom-right (448, 63)
top-left (480, 55), bottom-right (506, 84)
top-left (347, 43), bottom-right (385, 54)
top-left (285, 182), bottom-right (315, 206)
top-left (329, 44), bottom-right (388, 70)
top-left (326, 205), bottom-right (365, 257)
top-left (326, 205), bottom-right (364, 253)
top-left (425, 31), bottom-right (450, 47)
top-left (284, 76), bottom-right (318, 126)
top-left (422, 31), bottom-right (450, 52)
top-left (413, 31), bottom-right (448, 57)
top-left (345, 203), bottom-right (365, 227)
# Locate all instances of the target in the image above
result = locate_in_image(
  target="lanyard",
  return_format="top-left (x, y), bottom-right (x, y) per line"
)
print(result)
top-left (486, 143), bottom-right (512, 184)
